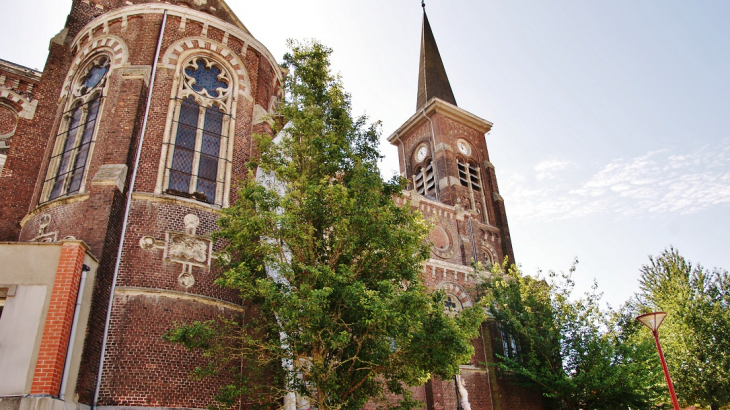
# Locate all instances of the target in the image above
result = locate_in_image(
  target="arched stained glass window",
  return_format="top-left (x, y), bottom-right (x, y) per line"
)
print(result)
top-left (42, 55), bottom-right (108, 202)
top-left (164, 57), bottom-right (233, 205)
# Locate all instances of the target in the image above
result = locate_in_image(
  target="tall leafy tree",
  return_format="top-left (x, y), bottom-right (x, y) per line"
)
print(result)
top-left (637, 247), bottom-right (730, 410)
top-left (480, 261), bottom-right (663, 410)
top-left (165, 40), bottom-right (484, 410)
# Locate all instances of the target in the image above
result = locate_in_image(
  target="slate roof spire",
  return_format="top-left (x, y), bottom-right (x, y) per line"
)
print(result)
top-left (417, 7), bottom-right (457, 110)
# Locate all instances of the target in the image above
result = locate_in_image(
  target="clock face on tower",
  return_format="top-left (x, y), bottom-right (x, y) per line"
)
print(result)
top-left (456, 139), bottom-right (471, 156)
top-left (416, 146), bottom-right (428, 162)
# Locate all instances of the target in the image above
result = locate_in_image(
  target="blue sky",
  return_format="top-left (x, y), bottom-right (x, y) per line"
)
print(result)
top-left (1, 0), bottom-right (728, 307)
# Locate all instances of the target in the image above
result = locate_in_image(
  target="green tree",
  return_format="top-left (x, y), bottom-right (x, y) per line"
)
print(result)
top-left (165, 40), bottom-right (484, 410)
top-left (480, 261), bottom-right (663, 410)
top-left (637, 247), bottom-right (730, 410)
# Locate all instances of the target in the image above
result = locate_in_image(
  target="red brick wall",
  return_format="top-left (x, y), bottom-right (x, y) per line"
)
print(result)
top-left (3, 1), bottom-right (282, 405)
top-left (96, 293), bottom-right (242, 408)
top-left (30, 241), bottom-right (87, 395)
top-left (0, 106), bottom-right (16, 135)
top-left (496, 379), bottom-right (548, 410)
top-left (0, 41), bottom-right (72, 240)
top-left (115, 199), bottom-right (239, 303)
top-left (76, 0), bottom-right (250, 30)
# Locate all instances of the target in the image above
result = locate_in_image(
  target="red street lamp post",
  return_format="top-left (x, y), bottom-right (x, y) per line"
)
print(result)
top-left (636, 312), bottom-right (680, 410)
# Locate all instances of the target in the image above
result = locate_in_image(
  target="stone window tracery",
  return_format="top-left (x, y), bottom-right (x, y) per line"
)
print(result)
top-left (164, 57), bottom-right (233, 205)
top-left (437, 282), bottom-right (473, 317)
top-left (41, 55), bottom-right (109, 202)
top-left (444, 294), bottom-right (463, 315)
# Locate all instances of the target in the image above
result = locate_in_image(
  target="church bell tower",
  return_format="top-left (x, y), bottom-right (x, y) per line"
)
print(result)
top-left (389, 7), bottom-right (514, 264)
top-left (386, 7), bottom-right (549, 410)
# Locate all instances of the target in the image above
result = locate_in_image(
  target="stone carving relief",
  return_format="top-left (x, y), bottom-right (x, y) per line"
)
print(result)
top-left (139, 214), bottom-right (213, 289)
top-left (30, 214), bottom-right (58, 243)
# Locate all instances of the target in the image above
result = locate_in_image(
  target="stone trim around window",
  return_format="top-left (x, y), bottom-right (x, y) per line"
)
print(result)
top-left (40, 53), bottom-right (113, 203)
top-left (156, 52), bottom-right (242, 207)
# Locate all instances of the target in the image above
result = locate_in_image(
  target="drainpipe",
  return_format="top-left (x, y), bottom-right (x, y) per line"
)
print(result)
top-left (393, 131), bottom-right (408, 180)
top-left (59, 263), bottom-right (91, 400)
top-left (92, 10), bottom-right (168, 408)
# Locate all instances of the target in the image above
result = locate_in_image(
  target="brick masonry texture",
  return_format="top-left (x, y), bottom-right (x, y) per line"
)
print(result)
top-left (1, 0), bottom-right (280, 406)
top-left (97, 293), bottom-right (242, 407)
top-left (117, 199), bottom-right (239, 303)
top-left (31, 242), bottom-right (87, 395)
top-left (0, 107), bottom-right (16, 135)
top-left (0, 1), bottom-right (544, 409)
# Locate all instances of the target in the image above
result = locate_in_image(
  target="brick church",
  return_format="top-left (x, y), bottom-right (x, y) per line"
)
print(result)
top-left (0, 1), bottom-right (544, 410)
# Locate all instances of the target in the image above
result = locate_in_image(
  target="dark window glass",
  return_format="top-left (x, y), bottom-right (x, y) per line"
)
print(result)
top-left (185, 60), bottom-right (228, 98)
top-left (500, 328), bottom-right (519, 360)
top-left (196, 107), bottom-right (223, 203)
top-left (83, 64), bottom-right (109, 91)
top-left (68, 98), bottom-right (100, 194)
top-left (50, 107), bottom-right (83, 200)
top-left (168, 97), bottom-right (201, 194)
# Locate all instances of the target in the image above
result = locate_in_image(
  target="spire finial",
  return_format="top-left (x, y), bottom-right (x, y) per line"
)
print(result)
top-left (421, 0), bottom-right (425, 9)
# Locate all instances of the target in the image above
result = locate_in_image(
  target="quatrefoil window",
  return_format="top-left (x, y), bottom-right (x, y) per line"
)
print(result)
top-left (183, 58), bottom-right (230, 98)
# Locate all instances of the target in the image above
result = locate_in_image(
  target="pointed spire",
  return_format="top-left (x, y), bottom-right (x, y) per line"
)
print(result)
top-left (417, 8), bottom-right (457, 110)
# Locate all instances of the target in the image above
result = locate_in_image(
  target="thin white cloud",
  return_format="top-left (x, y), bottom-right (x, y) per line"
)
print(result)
top-left (501, 140), bottom-right (730, 221)
top-left (534, 159), bottom-right (573, 181)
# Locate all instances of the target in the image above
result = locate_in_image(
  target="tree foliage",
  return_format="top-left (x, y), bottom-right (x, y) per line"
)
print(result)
top-left (480, 261), bottom-right (663, 410)
top-left (636, 247), bottom-right (730, 410)
top-left (165, 40), bottom-right (484, 410)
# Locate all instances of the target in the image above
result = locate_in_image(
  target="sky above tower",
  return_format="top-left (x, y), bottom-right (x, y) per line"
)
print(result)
top-left (1, 0), bottom-right (728, 308)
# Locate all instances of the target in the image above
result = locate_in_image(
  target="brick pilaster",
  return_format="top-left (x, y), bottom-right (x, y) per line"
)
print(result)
top-left (31, 241), bottom-right (87, 396)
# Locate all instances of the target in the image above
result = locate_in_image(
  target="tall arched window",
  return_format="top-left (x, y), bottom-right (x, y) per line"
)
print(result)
top-left (42, 55), bottom-right (109, 202)
top-left (164, 57), bottom-right (233, 205)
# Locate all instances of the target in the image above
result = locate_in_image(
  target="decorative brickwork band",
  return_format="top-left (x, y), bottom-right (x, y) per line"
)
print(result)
top-left (31, 241), bottom-right (87, 395)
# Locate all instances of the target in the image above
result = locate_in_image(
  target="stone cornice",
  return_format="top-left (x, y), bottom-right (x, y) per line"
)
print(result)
top-left (0, 58), bottom-right (43, 79)
top-left (115, 287), bottom-right (244, 312)
top-left (388, 97), bottom-right (493, 144)
top-left (425, 258), bottom-right (474, 276)
top-left (21, 194), bottom-right (91, 228)
top-left (131, 192), bottom-right (224, 215)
